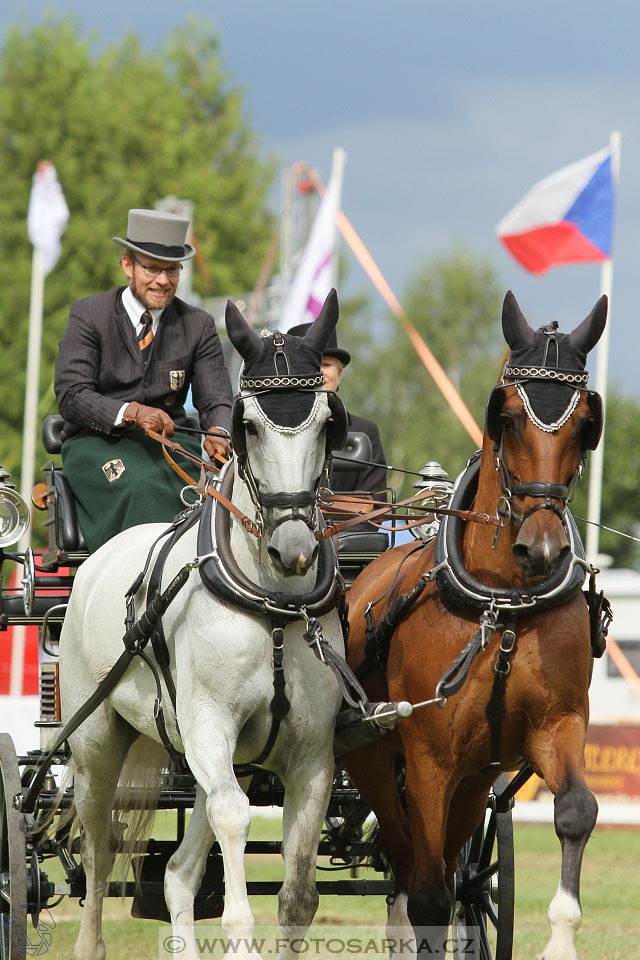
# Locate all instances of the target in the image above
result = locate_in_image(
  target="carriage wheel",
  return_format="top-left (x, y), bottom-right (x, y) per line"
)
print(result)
top-left (451, 774), bottom-right (515, 960)
top-left (0, 734), bottom-right (28, 959)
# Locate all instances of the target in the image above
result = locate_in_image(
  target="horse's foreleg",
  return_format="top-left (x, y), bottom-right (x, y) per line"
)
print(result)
top-left (403, 757), bottom-right (452, 957)
top-left (165, 785), bottom-right (215, 960)
top-left (344, 737), bottom-right (416, 959)
top-left (275, 750), bottom-right (334, 960)
top-left (530, 721), bottom-right (598, 960)
top-left (186, 725), bottom-right (260, 960)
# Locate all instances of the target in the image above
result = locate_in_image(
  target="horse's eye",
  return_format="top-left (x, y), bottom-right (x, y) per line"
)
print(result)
top-left (244, 422), bottom-right (258, 437)
top-left (500, 414), bottom-right (515, 433)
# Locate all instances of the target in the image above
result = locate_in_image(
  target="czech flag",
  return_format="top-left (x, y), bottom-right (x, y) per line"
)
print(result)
top-left (496, 146), bottom-right (616, 275)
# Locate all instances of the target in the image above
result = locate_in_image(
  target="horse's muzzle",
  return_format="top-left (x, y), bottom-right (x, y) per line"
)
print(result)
top-left (512, 524), bottom-right (570, 578)
top-left (267, 519), bottom-right (319, 577)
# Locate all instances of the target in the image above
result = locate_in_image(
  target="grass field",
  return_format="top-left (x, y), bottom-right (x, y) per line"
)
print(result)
top-left (33, 812), bottom-right (640, 960)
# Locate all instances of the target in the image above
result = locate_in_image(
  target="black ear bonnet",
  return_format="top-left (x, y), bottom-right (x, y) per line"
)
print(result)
top-left (506, 323), bottom-right (588, 425)
top-left (239, 331), bottom-right (323, 426)
top-left (231, 330), bottom-right (348, 459)
top-left (485, 292), bottom-right (606, 450)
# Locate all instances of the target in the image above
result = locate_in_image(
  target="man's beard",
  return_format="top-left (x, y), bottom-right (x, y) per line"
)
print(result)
top-left (129, 276), bottom-right (176, 311)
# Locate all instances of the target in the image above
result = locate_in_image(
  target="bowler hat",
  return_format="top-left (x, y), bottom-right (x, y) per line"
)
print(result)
top-left (287, 321), bottom-right (351, 366)
top-left (113, 209), bottom-right (195, 262)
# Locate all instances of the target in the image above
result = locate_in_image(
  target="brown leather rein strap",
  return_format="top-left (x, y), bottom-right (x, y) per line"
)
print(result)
top-left (145, 428), bottom-right (500, 541)
top-left (316, 488), bottom-right (502, 540)
top-left (145, 428), bottom-right (262, 537)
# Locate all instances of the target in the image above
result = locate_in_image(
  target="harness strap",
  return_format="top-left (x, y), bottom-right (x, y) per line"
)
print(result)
top-left (304, 620), bottom-right (371, 714)
top-left (512, 481), bottom-right (569, 500)
top-left (251, 623), bottom-right (292, 766)
top-left (136, 647), bottom-right (185, 770)
top-left (18, 560), bottom-right (195, 815)
top-left (317, 489), bottom-right (501, 540)
top-left (363, 577), bottom-right (429, 667)
top-left (482, 619), bottom-right (517, 771)
top-left (435, 628), bottom-right (485, 701)
top-left (146, 510), bottom-right (201, 718)
top-left (145, 428), bottom-right (261, 536)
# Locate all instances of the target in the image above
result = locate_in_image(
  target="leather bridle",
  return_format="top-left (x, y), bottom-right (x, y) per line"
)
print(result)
top-left (485, 369), bottom-right (603, 540)
top-left (230, 385), bottom-right (348, 537)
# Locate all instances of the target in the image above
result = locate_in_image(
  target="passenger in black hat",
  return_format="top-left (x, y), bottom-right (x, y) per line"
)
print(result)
top-left (287, 322), bottom-right (388, 515)
top-left (54, 208), bottom-right (233, 551)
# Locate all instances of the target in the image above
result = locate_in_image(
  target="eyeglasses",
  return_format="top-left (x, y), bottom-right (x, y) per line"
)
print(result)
top-left (131, 255), bottom-right (183, 279)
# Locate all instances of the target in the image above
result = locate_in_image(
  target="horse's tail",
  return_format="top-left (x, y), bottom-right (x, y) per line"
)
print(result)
top-left (112, 735), bottom-right (170, 894)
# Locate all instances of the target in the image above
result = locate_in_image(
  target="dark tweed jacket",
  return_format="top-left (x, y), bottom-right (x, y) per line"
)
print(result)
top-left (54, 286), bottom-right (233, 437)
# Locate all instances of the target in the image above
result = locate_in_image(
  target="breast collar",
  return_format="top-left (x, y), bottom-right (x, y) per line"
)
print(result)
top-left (197, 460), bottom-right (342, 622)
top-left (433, 457), bottom-right (592, 614)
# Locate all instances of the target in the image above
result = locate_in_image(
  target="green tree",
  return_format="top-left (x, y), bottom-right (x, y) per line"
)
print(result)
top-left (338, 247), bottom-right (505, 498)
top-left (0, 16), bottom-right (276, 491)
top-left (571, 388), bottom-right (640, 569)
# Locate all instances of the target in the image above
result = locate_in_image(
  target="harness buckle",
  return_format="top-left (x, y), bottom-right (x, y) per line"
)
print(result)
top-left (500, 628), bottom-right (516, 653)
top-left (479, 604), bottom-right (499, 649)
top-left (303, 617), bottom-right (326, 663)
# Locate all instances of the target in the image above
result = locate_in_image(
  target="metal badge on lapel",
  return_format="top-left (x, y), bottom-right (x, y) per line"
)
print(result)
top-left (170, 370), bottom-right (185, 391)
top-left (102, 459), bottom-right (125, 483)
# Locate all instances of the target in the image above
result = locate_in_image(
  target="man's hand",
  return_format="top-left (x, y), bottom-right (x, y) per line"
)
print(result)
top-left (123, 402), bottom-right (174, 435)
top-left (204, 432), bottom-right (231, 465)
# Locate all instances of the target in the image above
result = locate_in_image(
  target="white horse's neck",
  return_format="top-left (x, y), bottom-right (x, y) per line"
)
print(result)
top-left (228, 466), bottom-right (319, 595)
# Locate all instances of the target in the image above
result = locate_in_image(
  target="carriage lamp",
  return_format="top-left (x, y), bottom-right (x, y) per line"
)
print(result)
top-left (0, 465), bottom-right (30, 548)
top-left (410, 461), bottom-right (454, 541)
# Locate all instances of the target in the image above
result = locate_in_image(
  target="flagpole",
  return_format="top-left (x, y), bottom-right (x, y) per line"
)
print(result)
top-left (586, 130), bottom-right (621, 565)
top-left (18, 245), bottom-right (46, 553)
top-left (327, 147), bottom-right (346, 288)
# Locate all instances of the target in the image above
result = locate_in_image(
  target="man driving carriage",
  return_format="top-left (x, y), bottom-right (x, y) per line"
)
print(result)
top-left (54, 208), bottom-right (233, 552)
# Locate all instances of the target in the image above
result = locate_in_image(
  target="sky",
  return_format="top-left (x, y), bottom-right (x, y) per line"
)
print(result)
top-left (5, 1), bottom-right (640, 396)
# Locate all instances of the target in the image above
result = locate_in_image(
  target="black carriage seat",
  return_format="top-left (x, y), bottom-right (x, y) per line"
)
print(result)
top-left (331, 432), bottom-right (390, 583)
top-left (40, 415), bottom-right (88, 564)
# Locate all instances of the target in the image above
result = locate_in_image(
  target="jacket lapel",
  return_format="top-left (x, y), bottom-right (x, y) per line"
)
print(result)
top-left (115, 291), bottom-right (144, 367)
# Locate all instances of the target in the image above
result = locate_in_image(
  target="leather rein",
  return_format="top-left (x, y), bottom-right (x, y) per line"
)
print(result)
top-left (145, 426), bottom-right (503, 539)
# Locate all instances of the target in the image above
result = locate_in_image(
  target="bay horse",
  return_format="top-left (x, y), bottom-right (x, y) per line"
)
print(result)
top-left (343, 291), bottom-right (607, 960)
top-left (58, 291), bottom-right (348, 960)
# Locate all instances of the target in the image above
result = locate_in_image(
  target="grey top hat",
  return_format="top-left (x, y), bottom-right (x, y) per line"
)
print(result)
top-left (287, 321), bottom-right (351, 366)
top-left (113, 209), bottom-right (196, 262)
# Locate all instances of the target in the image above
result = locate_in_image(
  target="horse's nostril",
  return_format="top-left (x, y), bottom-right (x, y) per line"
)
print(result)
top-left (512, 543), bottom-right (529, 562)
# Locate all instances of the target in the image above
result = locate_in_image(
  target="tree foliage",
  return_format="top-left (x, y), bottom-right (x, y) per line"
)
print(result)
top-left (571, 388), bottom-right (640, 569)
top-left (338, 247), bottom-right (505, 499)
top-left (0, 16), bottom-right (276, 487)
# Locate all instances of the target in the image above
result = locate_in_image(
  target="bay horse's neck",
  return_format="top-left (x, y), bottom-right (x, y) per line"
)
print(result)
top-left (461, 436), bottom-right (529, 588)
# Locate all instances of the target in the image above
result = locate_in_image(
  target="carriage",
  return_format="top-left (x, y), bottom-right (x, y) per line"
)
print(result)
top-left (0, 291), bottom-right (610, 960)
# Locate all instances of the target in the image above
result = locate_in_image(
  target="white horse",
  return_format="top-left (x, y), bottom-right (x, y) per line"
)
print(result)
top-left (59, 292), bottom-right (347, 960)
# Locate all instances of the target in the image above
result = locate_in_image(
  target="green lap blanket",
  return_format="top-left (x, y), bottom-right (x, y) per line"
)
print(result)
top-left (61, 430), bottom-right (203, 552)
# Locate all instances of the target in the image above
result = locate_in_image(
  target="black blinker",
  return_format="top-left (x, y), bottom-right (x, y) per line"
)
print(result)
top-left (485, 387), bottom-right (506, 443)
top-left (230, 398), bottom-right (247, 461)
top-left (326, 392), bottom-right (348, 452)
top-left (584, 391), bottom-right (604, 451)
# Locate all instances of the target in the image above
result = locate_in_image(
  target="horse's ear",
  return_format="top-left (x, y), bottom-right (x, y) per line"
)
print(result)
top-left (569, 295), bottom-right (607, 356)
top-left (501, 290), bottom-right (534, 350)
top-left (225, 300), bottom-right (264, 364)
top-left (302, 288), bottom-right (339, 354)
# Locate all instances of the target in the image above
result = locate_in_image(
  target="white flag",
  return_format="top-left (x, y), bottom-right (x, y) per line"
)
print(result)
top-left (27, 160), bottom-right (69, 275)
top-left (281, 148), bottom-right (346, 331)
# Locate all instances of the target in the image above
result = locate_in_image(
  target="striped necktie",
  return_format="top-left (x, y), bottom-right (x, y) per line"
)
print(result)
top-left (138, 310), bottom-right (153, 363)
